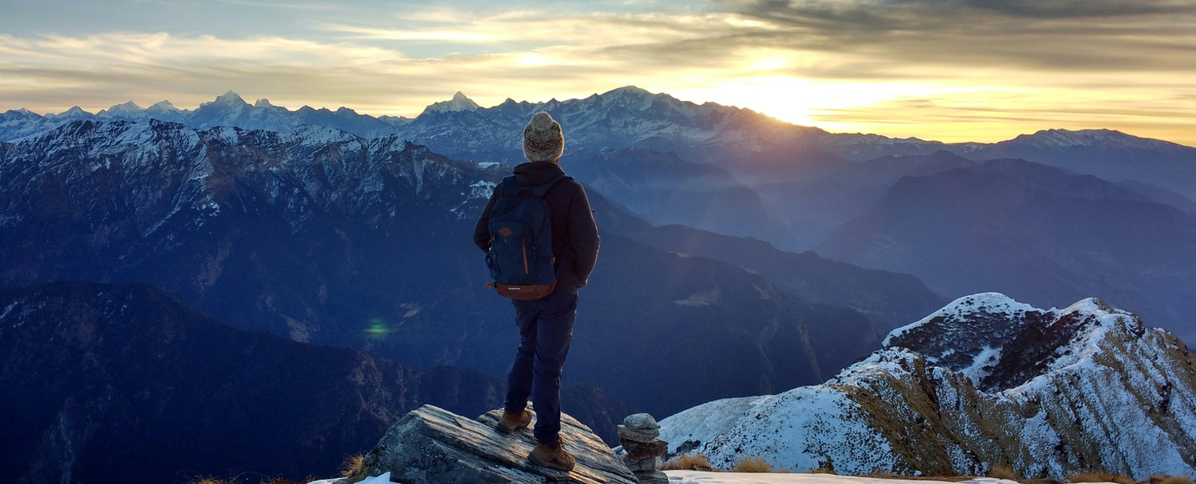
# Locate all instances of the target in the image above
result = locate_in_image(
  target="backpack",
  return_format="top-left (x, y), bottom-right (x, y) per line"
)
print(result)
top-left (485, 174), bottom-right (570, 300)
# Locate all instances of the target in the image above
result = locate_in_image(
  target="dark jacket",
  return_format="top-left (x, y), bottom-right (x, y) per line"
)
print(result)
top-left (474, 162), bottom-right (600, 294)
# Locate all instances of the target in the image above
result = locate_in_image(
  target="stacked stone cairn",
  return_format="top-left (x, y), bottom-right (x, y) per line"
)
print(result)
top-left (618, 413), bottom-right (668, 484)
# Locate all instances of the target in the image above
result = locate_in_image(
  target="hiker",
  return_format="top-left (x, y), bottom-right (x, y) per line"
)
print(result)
top-left (473, 111), bottom-right (600, 472)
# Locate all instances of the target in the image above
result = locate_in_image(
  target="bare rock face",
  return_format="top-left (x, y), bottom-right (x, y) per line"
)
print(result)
top-left (345, 405), bottom-right (637, 484)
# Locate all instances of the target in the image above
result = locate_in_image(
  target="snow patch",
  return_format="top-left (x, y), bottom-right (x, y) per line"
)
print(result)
top-left (0, 301), bottom-right (18, 321)
top-left (401, 303), bottom-right (423, 318)
top-left (959, 346), bottom-right (1002, 384)
top-left (308, 472), bottom-right (391, 484)
top-left (675, 288), bottom-right (719, 307)
top-left (469, 180), bottom-right (496, 200)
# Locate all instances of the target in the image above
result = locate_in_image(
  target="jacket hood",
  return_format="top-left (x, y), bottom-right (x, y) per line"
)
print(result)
top-left (512, 162), bottom-right (567, 187)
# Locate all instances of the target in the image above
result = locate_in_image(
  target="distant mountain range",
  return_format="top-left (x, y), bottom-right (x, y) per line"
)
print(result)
top-left (659, 293), bottom-right (1196, 479)
top-left (587, 193), bottom-right (943, 329)
top-left (0, 119), bottom-right (931, 422)
top-left (0, 91), bottom-right (407, 141)
top-left (817, 158), bottom-right (1196, 342)
top-left (6, 87), bottom-right (1193, 248)
top-left (562, 148), bottom-right (794, 245)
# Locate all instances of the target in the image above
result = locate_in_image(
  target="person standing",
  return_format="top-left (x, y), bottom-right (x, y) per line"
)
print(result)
top-left (473, 111), bottom-right (600, 472)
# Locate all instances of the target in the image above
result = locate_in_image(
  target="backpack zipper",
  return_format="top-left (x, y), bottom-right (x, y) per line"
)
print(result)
top-left (522, 237), bottom-right (529, 274)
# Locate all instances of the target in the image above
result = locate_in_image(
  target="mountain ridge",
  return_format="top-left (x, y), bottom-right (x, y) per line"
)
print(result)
top-left (6, 88), bottom-right (1193, 151)
top-left (659, 293), bottom-right (1196, 479)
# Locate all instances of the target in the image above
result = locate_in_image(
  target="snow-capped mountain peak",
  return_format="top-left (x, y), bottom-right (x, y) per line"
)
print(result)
top-left (254, 98), bottom-right (275, 108)
top-left (599, 85), bottom-right (659, 110)
top-left (1003, 128), bottom-right (1186, 152)
top-left (422, 91), bottom-right (481, 114)
top-left (881, 293), bottom-right (1147, 391)
top-left (602, 85), bottom-right (652, 98)
top-left (148, 100), bottom-right (181, 113)
top-left (45, 106), bottom-right (92, 119)
top-left (659, 293), bottom-right (1196, 479)
top-left (98, 101), bottom-right (144, 118)
top-left (208, 91), bottom-right (249, 107)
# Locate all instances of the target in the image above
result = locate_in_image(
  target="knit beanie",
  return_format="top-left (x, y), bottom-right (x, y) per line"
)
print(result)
top-left (522, 111), bottom-right (564, 163)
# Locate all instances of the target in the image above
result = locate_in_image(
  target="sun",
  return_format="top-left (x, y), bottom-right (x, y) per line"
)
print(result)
top-left (674, 76), bottom-right (897, 129)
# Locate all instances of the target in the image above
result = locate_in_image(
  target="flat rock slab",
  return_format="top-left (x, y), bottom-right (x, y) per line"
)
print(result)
top-left (345, 404), bottom-right (637, 484)
top-left (617, 425), bottom-right (660, 443)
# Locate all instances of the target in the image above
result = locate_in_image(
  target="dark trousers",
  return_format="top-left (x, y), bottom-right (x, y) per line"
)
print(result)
top-left (504, 290), bottom-right (578, 444)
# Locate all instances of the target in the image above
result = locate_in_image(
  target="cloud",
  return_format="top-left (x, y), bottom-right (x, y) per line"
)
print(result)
top-left (0, 1), bottom-right (1194, 145)
top-left (705, 0), bottom-right (1196, 72)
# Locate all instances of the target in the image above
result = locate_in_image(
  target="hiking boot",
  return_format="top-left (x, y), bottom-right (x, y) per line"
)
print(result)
top-left (495, 409), bottom-right (533, 434)
top-left (528, 438), bottom-right (575, 472)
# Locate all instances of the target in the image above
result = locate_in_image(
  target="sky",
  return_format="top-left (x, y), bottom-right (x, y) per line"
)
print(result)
top-left (1, 0), bottom-right (1194, 145)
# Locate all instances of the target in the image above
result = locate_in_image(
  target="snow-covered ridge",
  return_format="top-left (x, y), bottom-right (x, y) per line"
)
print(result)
top-left (883, 293), bottom-right (1147, 392)
top-left (660, 293), bottom-right (1196, 480)
top-left (0, 119), bottom-right (502, 236)
top-left (662, 473), bottom-right (1022, 484)
top-left (1007, 128), bottom-right (1180, 151)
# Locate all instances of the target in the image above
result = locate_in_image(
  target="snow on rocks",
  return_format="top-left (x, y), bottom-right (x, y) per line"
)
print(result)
top-left (882, 292), bottom-right (1034, 348)
top-left (664, 473), bottom-right (1022, 484)
top-left (660, 293), bottom-right (1196, 480)
top-left (312, 470), bottom-right (1025, 484)
top-left (1, 119), bottom-right (498, 237)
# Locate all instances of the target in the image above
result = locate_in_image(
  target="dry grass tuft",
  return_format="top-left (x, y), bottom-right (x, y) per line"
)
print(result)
top-left (732, 456), bottom-right (773, 473)
top-left (341, 453), bottom-right (365, 477)
top-left (1070, 472), bottom-right (1135, 484)
top-left (861, 470), bottom-right (980, 478)
top-left (812, 467), bottom-right (838, 475)
top-left (186, 474), bottom-right (316, 484)
top-left (662, 453), bottom-right (717, 471)
top-left (1151, 476), bottom-right (1195, 484)
top-left (861, 472), bottom-right (901, 479)
top-left (188, 476), bottom-right (243, 484)
top-left (988, 465), bottom-right (1022, 481)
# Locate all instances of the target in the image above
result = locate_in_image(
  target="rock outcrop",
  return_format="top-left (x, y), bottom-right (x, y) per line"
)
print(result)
top-left (660, 293), bottom-right (1196, 479)
top-left (345, 405), bottom-right (637, 484)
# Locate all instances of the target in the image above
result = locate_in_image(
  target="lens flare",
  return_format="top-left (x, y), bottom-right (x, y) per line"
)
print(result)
top-left (365, 318), bottom-right (389, 340)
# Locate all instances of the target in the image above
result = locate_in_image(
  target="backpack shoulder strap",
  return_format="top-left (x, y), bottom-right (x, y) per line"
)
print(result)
top-left (500, 175), bottom-right (521, 198)
top-left (531, 174), bottom-right (571, 198)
